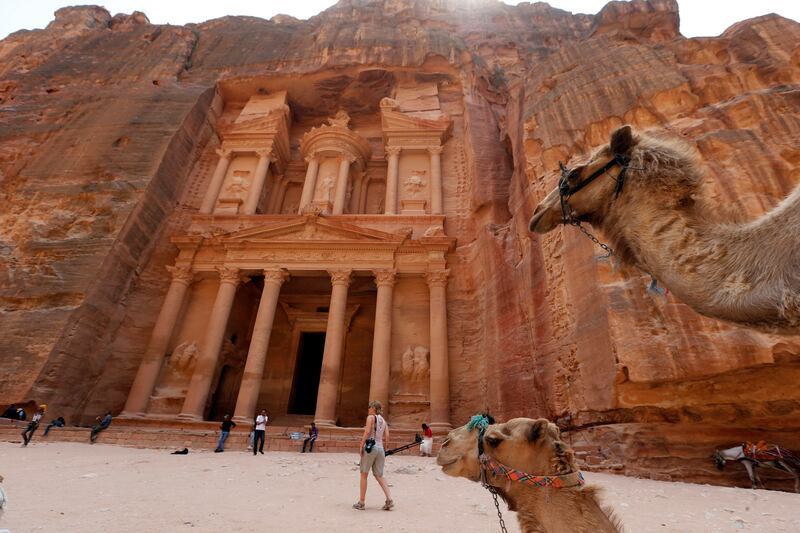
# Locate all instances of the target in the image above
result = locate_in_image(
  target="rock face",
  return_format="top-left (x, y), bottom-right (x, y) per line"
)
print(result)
top-left (1, 0), bottom-right (799, 489)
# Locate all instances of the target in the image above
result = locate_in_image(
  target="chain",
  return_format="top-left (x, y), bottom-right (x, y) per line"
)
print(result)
top-left (487, 486), bottom-right (509, 533)
top-left (570, 220), bottom-right (614, 259)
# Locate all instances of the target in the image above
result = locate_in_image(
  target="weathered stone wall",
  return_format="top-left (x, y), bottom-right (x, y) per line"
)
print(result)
top-left (1, 0), bottom-right (799, 487)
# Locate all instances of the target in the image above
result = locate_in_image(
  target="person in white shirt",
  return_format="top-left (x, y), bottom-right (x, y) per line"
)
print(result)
top-left (253, 410), bottom-right (268, 455)
top-left (21, 405), bottom-right (46, 446)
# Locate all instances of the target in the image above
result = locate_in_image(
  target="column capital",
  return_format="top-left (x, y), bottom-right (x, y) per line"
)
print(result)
top-left (427, 145), bottom-right (444, 156)
top-left (263, 269), bottom-right (290, 286)
top-left (215, 148), bottom-right (233, 159)
top-left (385, 146), bottom-right (402, 157)
top-left (373, 270), bottom-right (397, 287)
top-left (166, 265), bottom-right (194, 286)
top-left (304, 152), bottom-right (319, 164)
top-left (216, 266), bottom-right (242, 286)
top-left (341, 153), bottom-right (357, 164)
top-left (328, 269), bottom-right (353, 287)
top-left (255, 149), bottom-right (273, 159)
top-left (425, 269), bottom-right (450, 288)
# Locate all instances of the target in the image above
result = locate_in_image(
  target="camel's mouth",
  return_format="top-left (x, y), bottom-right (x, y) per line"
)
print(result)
top-left (529, 205), bottom-right (557, 233)
top-left (436, 456), bottom-right (458, 468)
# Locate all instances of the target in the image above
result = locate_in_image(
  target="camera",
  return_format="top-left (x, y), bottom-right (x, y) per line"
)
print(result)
top-left (364, 438), bottom-right (376, 453)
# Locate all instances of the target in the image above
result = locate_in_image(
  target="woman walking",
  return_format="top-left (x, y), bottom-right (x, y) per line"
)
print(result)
top-left (353, 400), bottom-right (393, 511)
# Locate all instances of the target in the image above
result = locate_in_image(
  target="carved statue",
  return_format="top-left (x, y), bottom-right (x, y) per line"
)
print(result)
top-left (321, 176), bottom-right (335, 202)
top-left (169, 341), bottom-right (198, 371)
top-left (400, 344), bottom-right (430, 394)
top-left (423, 225), bottom-right (445, 237)
top-left (404, 171), bottom-right (427, 196)
top-left (401, 346), bottom-right (416, 380)
top-left (411, 345), bottom-right (430, 382)
top-left (327, 110), bottom-right (351, 128)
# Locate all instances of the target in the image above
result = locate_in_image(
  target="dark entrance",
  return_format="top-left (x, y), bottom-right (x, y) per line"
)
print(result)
top-left (288, 332), bottom-right (326, 415)
top-left (208, 364), bottom-right (242, 421)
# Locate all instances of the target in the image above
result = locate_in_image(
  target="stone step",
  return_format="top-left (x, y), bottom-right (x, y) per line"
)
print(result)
top-left (0, 421), bottom-right (440, 455)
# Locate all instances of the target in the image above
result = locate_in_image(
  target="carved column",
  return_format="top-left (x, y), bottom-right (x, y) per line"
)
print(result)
top-left (179, 267), bottom-right (241, 420)
top-left (200, 148), bottom-right (232, 214)
top-left (298, 154), bottom-right (320, 213)
top-left (233, 269), bottom-right (288, 423)
top-left (314, 269), bottom-right (353, 426)
top-left (332, 155), bottom-right (353, 215)
top-left (243, 150), bottom-right (272, 215)
top-left (121, 265), bottom-right (193, 417)
top-left (428, 146), bottom-right (444, 215)
top-left (384, 146), bottom-right (401, 215)
top-left (368, 270), bottom-right (396, 415)
top-left (426, 270), bottom-right (451, 431)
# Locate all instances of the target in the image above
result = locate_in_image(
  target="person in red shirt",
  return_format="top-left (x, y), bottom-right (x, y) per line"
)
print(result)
top-left (420, 423), bottom-right (433, 457)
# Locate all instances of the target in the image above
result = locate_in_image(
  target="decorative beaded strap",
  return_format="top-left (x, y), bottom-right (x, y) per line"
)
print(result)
top-left (480, 453), bottom-right (585, 489)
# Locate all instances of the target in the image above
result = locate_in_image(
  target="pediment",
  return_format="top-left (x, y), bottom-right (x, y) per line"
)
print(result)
top-left (222, 216), bottom-right (405, 244)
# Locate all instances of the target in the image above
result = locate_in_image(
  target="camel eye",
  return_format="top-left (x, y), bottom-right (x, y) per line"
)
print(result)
top-left (485, 436), bottom-right (502, 448)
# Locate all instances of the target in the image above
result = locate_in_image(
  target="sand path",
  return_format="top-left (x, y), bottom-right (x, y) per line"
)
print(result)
top-left (1, 442), bottom-right (798, 532)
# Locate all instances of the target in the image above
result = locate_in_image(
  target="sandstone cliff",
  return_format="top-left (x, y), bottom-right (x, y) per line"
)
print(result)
top-left (1, 0), bottom-right (798, 489)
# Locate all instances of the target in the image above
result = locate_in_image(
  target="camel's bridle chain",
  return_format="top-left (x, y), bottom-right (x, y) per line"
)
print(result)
top-left (478, 426), bottom-right (509, 533)
top-left (558, 154), bottom-right (634, 258)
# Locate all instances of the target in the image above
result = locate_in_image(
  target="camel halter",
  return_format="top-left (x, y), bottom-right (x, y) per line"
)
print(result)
top-left (557, 154), bottom-right (632, 258)
top-left (468, 415), bottom-right (586, 533)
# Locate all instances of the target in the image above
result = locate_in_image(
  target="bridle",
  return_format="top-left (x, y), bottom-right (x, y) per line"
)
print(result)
top-left (557, 153), bottom-right (633, 258)
top-left (474, 421), bottom-right (585, 533)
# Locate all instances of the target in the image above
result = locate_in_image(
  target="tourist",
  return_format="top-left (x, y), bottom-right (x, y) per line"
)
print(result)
top-left (43, 416), bottom-right (66, 436)
top-left (420, 423), bottom-right (433, 457)
top-left (253, 409), bottom-right (268, 455)
top-left (16, 407), bottom-right (26, 421)
top-left (21, 405), bottom-right (46, 446)
top-left (1, 404), bottom-right (17, 419)
top-left (353, 400), bottom-right (393, 511)
top-left (302, 422), bottom-right (318, 453)
top-left (90, 411), bottom-right (113, 443)
top-left (215, 414), bottom-right (236, 453)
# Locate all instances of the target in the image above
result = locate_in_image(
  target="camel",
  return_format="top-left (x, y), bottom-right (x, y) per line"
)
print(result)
top-left (437, 415), bottom-right (622, 533)
top-left (529, 125), bottom-right (800, 333)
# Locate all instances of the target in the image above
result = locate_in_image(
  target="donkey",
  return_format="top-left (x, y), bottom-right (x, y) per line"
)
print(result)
top-left (713, 444), bottom-right (800, 493)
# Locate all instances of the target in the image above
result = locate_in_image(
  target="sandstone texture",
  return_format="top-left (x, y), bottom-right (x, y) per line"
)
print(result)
top-left (1, 0), bottom-right (799, 489)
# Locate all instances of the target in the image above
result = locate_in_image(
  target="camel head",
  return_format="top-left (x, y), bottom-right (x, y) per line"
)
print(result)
top-left (437, 417), bottom-right (576, 492)
top-left (529, 125), bottom-right (640, 235)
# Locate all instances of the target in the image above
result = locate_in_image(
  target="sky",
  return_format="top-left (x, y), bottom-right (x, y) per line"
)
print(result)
top-left (1, 0), bottom-right (799, 40)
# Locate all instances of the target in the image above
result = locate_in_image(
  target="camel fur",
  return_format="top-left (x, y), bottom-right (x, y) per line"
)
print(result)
top-left (529, 125), bottom-right (800, 333)
top-left (437, 417), bottom-right (622, 533)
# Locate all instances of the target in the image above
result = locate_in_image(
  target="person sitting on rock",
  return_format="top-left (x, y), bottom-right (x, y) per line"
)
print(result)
top-left (43, 416), bottom-right (66, 436)
top-left (90, 411), bottom-right (112, 443)
top-left (16, 408), bottom-right (26, 421)
top-left (302, 422), bottom-right (318, 453)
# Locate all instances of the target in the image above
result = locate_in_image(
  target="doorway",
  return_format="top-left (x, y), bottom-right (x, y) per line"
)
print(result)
top-left (208, 364), bottom-right (242, 421)
top-left (288, 332), bottom-right (326, 415)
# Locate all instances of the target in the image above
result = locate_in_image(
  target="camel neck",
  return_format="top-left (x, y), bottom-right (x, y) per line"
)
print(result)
top-left (608, 186), bottom-right (800, 328)
top-left (510, 486), bottom-right (620, 533)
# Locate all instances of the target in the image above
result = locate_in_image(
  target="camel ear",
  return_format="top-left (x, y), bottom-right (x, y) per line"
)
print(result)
top-left (528, 420), bottom-right (548, 442)
top-left (610, 125), bottom-right (635, 155)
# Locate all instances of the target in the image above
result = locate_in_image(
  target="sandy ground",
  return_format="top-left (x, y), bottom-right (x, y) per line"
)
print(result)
top-left (0, 442), bottom-right (798, 532)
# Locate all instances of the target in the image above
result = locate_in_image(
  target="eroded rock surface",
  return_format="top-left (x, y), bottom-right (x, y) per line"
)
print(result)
top-left (1, 0), bottom-right (798, 488)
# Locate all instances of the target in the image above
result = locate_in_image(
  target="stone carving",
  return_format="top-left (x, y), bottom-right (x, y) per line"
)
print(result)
top-left (385, 146), bottom-right (402, 157)
top-left (320, 175), bottom-right (335, 202)
top-left (380, 97), bottom-right (399, 110)
top-left (404, 171), bottom-right (427, 196)
top-left (373, 270), bottom-right (397, 287)
top-left (425, 269), bottom-right (450, 287)
top-left (400, 345), bottom-right (430, 394)
top-left (329, 269), bottom-right (353, 286)
top-left (168, 341), bottom-right (198, 371)
top-left (427, 146), bottom-right (444, 155)
top-left (327, 110), bottom-right (351, 128)
top-left (225, 175), bottom-right (249, 195)
top-left (423, 225), bottom-right (445, 237)
top-left (215, 148), bottom-right (233, 159)
top-left (166, 265), bottom-right (193, 284)
top-left (217, 266), bottom-right (241, 284)
top-left (262, 269), bottom-right (289, 285)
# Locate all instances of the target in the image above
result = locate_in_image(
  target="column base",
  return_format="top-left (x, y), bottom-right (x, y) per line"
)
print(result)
top-left (232, 416), bottom-right (253, 425)
top-left (117, 410), bottom-right (147, 419)
top-left (428, 422), bottom-right (452, 434)
top-left (314, 419), bottom-right (337, 427)
top-left (177, 413), bottom-right (204, 422)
